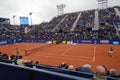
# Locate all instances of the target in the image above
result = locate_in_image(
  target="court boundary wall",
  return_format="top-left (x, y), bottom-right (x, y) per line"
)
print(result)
top-left (0, 38), bottom-right (120, 46)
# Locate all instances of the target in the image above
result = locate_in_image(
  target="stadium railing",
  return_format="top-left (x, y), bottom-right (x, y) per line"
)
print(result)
top-left (33, 64), bottom-right (119, 80)
top-left (0, 62), bottom-right (92, 80)
top-left (34, 64), bottom-right (94, 78)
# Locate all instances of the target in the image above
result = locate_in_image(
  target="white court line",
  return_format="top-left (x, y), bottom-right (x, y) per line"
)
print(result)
top-left (93, 44), bottom-right (96, 62)
top-left (61, 45), bottom-right (75, 56)
top-left (31, 54), bottom-right (93, 62)
top-left (62, 55), bottom-right (93, 59)
top-left (32, 53), bottom-right (93, 59)
top-left (26, 44), bottom-right (49, 50)
top-left (46, 48), bottom-right (67, 51)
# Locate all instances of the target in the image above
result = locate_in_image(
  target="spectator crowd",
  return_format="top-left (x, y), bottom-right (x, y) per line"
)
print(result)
top-left (0, 6), bottom-right (120, 41)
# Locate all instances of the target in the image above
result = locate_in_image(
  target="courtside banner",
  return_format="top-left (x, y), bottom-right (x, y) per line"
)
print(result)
top-left (0, 39), bottom-right (119, 46)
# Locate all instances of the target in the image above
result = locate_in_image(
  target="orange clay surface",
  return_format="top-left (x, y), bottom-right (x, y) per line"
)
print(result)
top-left (0, 42), bottom-right (120, 73)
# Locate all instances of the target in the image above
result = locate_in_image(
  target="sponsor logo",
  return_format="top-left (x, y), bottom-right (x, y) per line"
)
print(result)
top-left (67, 41), bottom-right (73, 44)
top-left (46, 41), bottom-right (52, 44)
top-left (0, 41), bottom-right (7, 45)
top-left (113, 41), bottom-right (119, 44)
top-left (26, 40), bottom-right (31, 42)
top-left (100, 40), bottom-right (109, 43)
top-left (81, 40), bottom-right (92, 43)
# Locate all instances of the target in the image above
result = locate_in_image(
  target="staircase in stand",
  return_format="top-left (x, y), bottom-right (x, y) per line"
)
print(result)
top-left (71, 12), bottom-right (81, 31)
top-left (92, 10), bottom-right (99, 30)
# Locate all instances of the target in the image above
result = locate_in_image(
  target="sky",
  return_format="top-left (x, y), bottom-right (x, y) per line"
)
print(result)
top-left (0, 0), bottom-right (120, 25)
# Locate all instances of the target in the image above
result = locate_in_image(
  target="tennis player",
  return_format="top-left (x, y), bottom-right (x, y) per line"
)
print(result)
top-left (108, 47), bottom-right (114, 57)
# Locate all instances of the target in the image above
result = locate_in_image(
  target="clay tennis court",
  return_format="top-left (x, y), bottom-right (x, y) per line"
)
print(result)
top-left (0, 43), bottom-right (120, 73)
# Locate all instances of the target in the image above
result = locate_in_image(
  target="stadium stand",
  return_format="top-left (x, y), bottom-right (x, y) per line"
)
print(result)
top-left (0, 7), bottom-right (120, 41)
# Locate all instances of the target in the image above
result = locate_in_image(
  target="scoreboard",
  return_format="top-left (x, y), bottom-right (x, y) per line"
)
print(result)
top-left (20, 17), bottom-right (29, 25)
